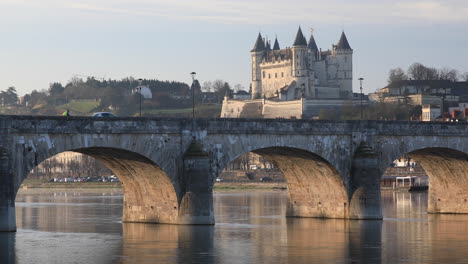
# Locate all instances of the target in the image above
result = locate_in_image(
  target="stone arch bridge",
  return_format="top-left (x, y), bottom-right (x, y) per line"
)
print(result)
top-left (1, 116), bottom-right (468, 231)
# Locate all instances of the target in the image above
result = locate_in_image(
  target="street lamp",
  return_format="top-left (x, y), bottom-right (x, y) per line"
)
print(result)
top-left (358, 77), bottom-right (364, 120)
top-left (190, 72), bottom-right (196, 122)
top-left (137, 78), bottom-right (143, 117)
top-left (189, 72), bottom-right (197, 134)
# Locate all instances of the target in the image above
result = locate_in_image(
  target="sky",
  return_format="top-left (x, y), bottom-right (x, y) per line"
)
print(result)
top-left (1, 0), bottom-right (468, 96)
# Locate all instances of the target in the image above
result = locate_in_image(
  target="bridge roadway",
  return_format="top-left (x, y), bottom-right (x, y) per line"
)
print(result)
top-left (1, 116), bottom-right (468, 231)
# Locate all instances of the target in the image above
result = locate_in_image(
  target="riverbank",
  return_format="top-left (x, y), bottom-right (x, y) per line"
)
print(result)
top-left (20, 179), bottom-right (287, 191)
top-left (21, 179), bottom-right (122, 189)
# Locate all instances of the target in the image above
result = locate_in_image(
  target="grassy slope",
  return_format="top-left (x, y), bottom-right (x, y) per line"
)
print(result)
top-left (58, 101), bottom-right (100, 115)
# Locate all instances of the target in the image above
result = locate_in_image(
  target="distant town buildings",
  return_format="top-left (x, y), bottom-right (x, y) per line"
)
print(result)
top-left (421, 105), bottom-right (441, 121)
top-left (370, 80), bottom-right (468, 121)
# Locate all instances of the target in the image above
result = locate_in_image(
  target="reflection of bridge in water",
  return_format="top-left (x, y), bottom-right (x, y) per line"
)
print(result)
top-left (1, 116), bottom-right (468, 231)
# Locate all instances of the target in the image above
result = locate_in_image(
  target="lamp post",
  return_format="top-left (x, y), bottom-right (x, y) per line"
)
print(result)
top-left (190, 72), bottom-right (196, 121)
top-left (137, 78), bottom-right (143, 117)
top-left (359, 77), bottom-right (364, 120)
top-left (190, 72), bottom-right (197, 134)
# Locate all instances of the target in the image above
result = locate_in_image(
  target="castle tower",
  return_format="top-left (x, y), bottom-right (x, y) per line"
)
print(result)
top-left (291, 27), bottom-right (311, 98)
top-left (251, 33), bottom-right (265, 99)
top-left (334, 31), bottom-right (353, 99)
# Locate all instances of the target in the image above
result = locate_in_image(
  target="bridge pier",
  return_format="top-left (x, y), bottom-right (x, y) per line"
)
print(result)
top-left (178, 141), bottom-right (214, 225)
top-left (0, 199), bottom-right (16, 232)
top-left (0, 149), bottom-right (16, 232)
top-left (348, 142), bottom-right (382, 220)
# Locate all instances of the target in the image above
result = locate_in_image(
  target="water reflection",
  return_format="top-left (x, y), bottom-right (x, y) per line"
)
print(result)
top-left (120, 223), bottom-right (215, 264)
top-left (9, 189), bottom-right (468, 263)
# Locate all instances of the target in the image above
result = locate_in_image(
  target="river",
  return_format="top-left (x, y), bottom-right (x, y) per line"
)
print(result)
top-left (2, 189), bottom-right (468, 263)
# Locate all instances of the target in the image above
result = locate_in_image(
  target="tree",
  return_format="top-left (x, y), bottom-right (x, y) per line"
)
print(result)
top-left (1, 86), bottom-right (18, 105)
top-left (202, 81), bottom-right (213, 92)
top-left (49, 82), bottom-right (64, 96)
top-left (233, 84), bottom-right (245, 92)
top-left (407, 63), bottom-right (438, 80)
top-left (438, 68), bottom-right (458, 82)
top-left (211, 79), bottom-right (232, 103)
top-left (462, 72), bottom-right (468, 82)
top-left (29, 90), bottom-right (47, 107)
top-left (387, 68), bottom-right (407, 84)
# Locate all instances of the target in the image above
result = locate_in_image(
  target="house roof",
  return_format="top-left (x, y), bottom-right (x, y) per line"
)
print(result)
top-left (262, 48), bottom-right (293, 62)
top-left (235, 90), bottom-right (250, 95)
top-left (385, 80), bottom-right (463, 89)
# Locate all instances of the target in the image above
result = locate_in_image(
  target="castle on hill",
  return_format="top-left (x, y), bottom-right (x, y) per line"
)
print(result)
top-left (221, 27), bottom-right (362, 119)
top-left (251, 27), bottom-right (353, 100)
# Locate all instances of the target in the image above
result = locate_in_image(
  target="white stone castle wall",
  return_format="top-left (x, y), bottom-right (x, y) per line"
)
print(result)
top-left (262, 99), bottom-right (303, 119)
top-left (260, 61), bottom-right (293, 98)
top-left (220, 99), bottom-right (263, 118)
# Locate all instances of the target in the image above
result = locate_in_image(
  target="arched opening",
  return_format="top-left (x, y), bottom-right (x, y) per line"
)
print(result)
top-left (382, 147), bottom-right (468, 215)
top-left (408, 148), bottom-right (468, 214)
top-left (217, 147), bottom-right (349, 219)
top-left (19, 147), bottom-right (179, 224)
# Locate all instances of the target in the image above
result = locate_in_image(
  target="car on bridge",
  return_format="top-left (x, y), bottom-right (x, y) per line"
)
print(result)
top-left (91, 112), bottom-right (117, 118)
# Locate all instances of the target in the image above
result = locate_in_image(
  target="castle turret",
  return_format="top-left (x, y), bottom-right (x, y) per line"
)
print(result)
top-left (291, 27), bottom-right (311, 98)
top-left (251, 33), bottom-right (265, 99)
top-left (273, 37), bottom-right (280, 50)
top-left (334, 31), bottom-right (353, 99)
top-left (265, 40), bottom-right (271, 51)
top-left (308, 33), bottom-right (319, 60)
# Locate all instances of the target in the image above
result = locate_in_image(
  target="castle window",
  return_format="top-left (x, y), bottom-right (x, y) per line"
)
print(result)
top-left (268, 74), bottom-right (271, 79)
top-left (263, 71), bottom-right (265, 78)
top-left (275, 73), bottom-right (277, 78)
top-left (281, 72), bottom-right (284, 78)
top-left (297, 71), bottom-right (300, 75)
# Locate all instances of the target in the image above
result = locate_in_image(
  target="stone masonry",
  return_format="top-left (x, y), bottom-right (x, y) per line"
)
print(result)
top-left (1, 116), bottom-right (468, 231)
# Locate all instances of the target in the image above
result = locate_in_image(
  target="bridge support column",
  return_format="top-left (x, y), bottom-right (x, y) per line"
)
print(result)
top-left (349, 142), bottom-right (382, 220)
top-left (178, 141), bottom-right (214, 225)
top-left (0, 149), bottom-right (16, 232)
top-left (0, 199), bottom-right (15, 232)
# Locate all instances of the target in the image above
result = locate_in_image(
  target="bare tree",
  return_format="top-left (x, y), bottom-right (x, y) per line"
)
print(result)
top-left (438, 68), bottom-right (459, 82)
top-left (407, 63), bottom-right (438, 80)
top-left (236, 153), bottom-right (251, 170)
top-left (202, 81), bottom-right (213, 92)
top-left (461, 72), bottom-right (468, 82)
top-left (233, 84), bottom-right (245, 92)
top-left (387, 68), bottom-right (408, 84)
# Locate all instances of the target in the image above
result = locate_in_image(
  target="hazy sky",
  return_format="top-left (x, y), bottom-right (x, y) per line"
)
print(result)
top-left (1, 0), bottom-right (468, 95)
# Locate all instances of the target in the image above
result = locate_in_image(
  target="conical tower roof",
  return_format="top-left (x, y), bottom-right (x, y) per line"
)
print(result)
top-left (292, 27), bottom-right (307, 47)
top-left (308, 34), bottom-right (318, 50)
top-left (265, 40), bottom-right (271, 51)
top-left (336, 31), bottom-right (351, 50)
top-left (251, 33), bottom-right (265, 52)
top-left (273, 37), bottom-right (280, 50)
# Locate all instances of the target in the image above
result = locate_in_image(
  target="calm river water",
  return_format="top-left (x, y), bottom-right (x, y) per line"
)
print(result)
top-left (2, 189), bottom-right (468, 263)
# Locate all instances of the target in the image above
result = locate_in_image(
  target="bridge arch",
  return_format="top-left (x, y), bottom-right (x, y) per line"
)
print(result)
top-left (218, 146), bottom-right (350, 218)
top-left (383, 147), bottom-right (468, 214)
top-left (14, 135), bottom-right (181, 224)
